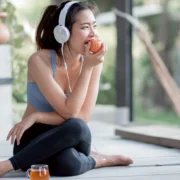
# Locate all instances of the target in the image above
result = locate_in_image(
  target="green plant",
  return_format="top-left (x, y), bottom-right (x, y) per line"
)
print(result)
top-left (1, 0), bottom-right (24, 48)
top-left (2, 0), bottom-right (27, 102)
top-left (96, 25), bottom-right (117, 105)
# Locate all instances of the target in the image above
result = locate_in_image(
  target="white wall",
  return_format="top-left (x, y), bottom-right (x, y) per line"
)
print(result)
top-left (0, 45), bottom-right (12, 140)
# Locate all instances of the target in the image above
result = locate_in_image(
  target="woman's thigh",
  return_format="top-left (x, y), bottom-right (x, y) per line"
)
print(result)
top-left (13, 123), bottom-right (54, 155)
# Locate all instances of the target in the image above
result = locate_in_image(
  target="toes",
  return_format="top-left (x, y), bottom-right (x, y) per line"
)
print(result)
top-left (116, 155), bottom-right (133, 165)
top-left (125, 157), bottom-right (133, 165)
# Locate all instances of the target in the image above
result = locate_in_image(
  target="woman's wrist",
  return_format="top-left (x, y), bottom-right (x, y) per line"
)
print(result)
top-left (82, 61), bottom-right (94, 70)
top-left (81, 65), bottom-right (93, 75)
top-left (33, 112), bottom-right (42, 123)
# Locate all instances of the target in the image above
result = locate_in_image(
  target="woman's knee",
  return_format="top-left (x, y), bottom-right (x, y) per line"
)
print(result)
top-left (65, 118), bottom-right (90, 136)
top-left (66, 117), bottom-right (86, 126)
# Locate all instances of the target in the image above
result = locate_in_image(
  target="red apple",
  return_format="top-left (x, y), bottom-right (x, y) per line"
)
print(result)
top-left (90, 38), bottom-right (102, 53)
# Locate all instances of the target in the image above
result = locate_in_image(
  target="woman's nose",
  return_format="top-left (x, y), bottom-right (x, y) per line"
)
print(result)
top-left (89, 28), bottom-right (97, 37)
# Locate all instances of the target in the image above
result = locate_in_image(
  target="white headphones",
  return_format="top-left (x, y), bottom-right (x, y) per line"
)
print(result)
top-left (53, 1), bottom-right (79, 44)
top-left (53, 1), bottom-right (83, 94)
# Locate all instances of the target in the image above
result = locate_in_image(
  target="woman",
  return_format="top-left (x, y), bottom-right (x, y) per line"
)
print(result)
top-left (0, 0), bottom-right (133, 177)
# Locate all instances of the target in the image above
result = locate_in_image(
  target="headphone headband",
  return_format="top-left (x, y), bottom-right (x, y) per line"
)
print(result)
top-left (53, 1), bottom-right (79, 44)
top-left (59, 1), bottom-right (79, 26)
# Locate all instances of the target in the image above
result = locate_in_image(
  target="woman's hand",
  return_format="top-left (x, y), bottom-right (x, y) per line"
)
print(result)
top-left (83, 41), bottom-right (107, 68)
top-left (6, 113), bottom-right (37, 145)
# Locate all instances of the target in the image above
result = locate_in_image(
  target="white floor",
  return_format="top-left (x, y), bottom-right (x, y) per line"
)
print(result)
top-left (1, 118), bottom-right (180, 180)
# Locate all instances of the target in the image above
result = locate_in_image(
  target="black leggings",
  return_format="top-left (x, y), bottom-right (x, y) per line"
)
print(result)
top-left (9, 118), bottom-right (96, 176)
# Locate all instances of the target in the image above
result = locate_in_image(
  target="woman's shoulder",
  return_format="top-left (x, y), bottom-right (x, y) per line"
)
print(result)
top-left (27, 49), bottom-right (54, 82)
top-left (28, 49), bottom-right (51, 68)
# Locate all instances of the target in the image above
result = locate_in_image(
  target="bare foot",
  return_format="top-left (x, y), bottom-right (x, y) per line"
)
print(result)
top-left (0, 160), bottom-right (14, 177)
top-left (90, 151), bottom-right (133, 168)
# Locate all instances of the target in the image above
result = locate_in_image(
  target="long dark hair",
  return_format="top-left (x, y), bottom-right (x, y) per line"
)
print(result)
top-left (36, 1), bottom-right (99, 57)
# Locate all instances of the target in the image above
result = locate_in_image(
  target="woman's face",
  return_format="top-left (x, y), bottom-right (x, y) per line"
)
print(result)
top-left (68, 9), bottom-right (98, 55)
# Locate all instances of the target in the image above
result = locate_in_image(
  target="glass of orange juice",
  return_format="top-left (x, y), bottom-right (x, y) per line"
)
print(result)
top-left (26, 164), bottom-right (50, 180)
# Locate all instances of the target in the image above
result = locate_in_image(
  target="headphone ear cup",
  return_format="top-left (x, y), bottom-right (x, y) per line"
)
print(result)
top-left (53, 25), bottom-right (70, 44)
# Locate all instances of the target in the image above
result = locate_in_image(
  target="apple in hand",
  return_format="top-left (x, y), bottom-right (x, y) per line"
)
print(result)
top-left (90, 38), bottom-right (102, 54)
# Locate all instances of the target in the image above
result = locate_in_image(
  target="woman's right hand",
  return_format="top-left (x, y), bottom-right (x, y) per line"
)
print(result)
top-left (6, 113), bottom-right (37, 145)
top-left (83, 41), bottom-right (107, 69)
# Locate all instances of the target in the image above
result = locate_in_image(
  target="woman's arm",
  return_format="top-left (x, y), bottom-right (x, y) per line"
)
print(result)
top-left (78, 63), bottom-right (103, 123)
top-left (29, 55), bottom-right (92, 120)
top-left (33, 112), bottom-right (65, 125)
top-left (32, 63), bottom-right (103, 125)
top-left (29, 44), bottom-right (106, 120)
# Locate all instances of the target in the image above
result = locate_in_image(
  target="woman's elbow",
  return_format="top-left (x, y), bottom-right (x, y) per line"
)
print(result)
top-left (77, 113), bottom-right (89, 123)
top-left (65, 112), bottom-right (88, 123)
top-left (56, 109), bottom-right (87, 122)
top-left (58, 110), bottom-right (80, 120)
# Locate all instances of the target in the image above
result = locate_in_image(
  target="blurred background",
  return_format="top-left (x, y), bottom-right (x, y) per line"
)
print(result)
top-left (0, 0), bottom-right (180, 131)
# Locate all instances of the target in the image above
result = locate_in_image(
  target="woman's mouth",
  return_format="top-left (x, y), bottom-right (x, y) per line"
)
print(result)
top-left (84, 41), bottom-right (90, 45)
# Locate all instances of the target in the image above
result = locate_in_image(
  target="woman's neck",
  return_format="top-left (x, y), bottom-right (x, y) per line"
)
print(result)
top-left (59, 44), bottom-right (82, 70)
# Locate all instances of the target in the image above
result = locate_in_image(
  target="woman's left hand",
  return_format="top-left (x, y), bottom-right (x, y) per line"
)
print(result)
top-left (6, 113), bottom-right (37, 145)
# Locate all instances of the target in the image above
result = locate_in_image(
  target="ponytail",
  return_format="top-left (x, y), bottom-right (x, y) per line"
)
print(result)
top-left (36, 5), bottom-right (60, 51)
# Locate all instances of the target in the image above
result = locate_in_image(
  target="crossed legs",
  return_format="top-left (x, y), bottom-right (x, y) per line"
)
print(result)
top-left (0, 118), bottom-right (133, 177)
top-left (1, 118), bottom-right (95, 176)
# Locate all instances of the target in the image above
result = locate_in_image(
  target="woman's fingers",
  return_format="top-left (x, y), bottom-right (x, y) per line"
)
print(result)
top-left (94, 42), bottom-right (107, 57)
top-left (6, 120), bottom-right (32, 145)
top-left (16, 128), bottom-right (25, 145)
top-left (11, 127), bottom-right (18, 145)
top-left (95, 43), bottom-right (107, 61)
top-left (6, 123), bottom-right (23, 145)
top-left (7, 126), bottom-right (16, 142)
top-left (16, 128), bottom-right (22, 145)
top-left (6, 128), bottom-right (13, 141)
